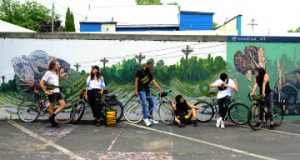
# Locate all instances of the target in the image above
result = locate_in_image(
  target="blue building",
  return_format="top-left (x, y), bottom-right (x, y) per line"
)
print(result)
top-left (79, 6), bottom-right (241, 35)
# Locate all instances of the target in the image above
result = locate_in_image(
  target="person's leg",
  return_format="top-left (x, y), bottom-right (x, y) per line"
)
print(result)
top-left (146, 92), bottom-right (154, 117)
top-left (87, 90), bottom-right (97, 119)
top-left (93, 91), bottom-right (103, 122)
top-left (139, 91), bottom-right (148, 119)
top-left (48, 94), bottom-right (57, 127)
top-left (54, 94), bottom-right (65, 115)
top-left (190, 108), bottom-right (198, 127)
top-left (265, 92), bottom-right (275, 129)
top-left (218, 98), bottom-right (226, 120)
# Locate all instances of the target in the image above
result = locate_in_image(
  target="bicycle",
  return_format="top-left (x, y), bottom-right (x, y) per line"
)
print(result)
top-left (17, 89), bottom-right (82, 124)
top-left (123, 89), bottom-right (174, 125)
top-left (194, 93), bottom-right (249, 125)
top-left (248, 93), bottom-right (285, 131)
top-left (71, 89), bottom-right (124, 124)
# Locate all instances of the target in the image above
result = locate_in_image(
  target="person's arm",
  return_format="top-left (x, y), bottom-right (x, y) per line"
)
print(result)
top-left (250, 78), bottom-right (258, 95)
top-left (59, 69), bottom-right (68, 78)
top-left (210, 80), bottom-right (221, 88)
top-left (152, 79), bottom-right (163, 92)
top-left (39, 80), bottom-right (52, 96)
top-left (100, 76), bottom-right (105, 95)
top-left (135, 77), bottom-right (139, 96)
top-left (262, 74), bottom-right (269, 97)
top-left (84, 77), bottom-right (89, 100)
top-left (224, 80), bottom-right (239, 92)
top-left (186, 101), bottom-right (203, 110)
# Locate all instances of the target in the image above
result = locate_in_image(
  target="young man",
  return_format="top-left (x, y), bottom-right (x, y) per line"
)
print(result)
top-left (250, 67), bottom-right (275, 130)
top-left (40, 60), bottom-right (68, 127)
top-left (135, 59), bottom-right (164, 126)
top-left (171, 95), bottom-right (203, 127)
top-left (210, 73), bottom-right (238, 128)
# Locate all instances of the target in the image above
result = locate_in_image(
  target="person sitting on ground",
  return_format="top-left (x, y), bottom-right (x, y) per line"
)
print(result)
top-left (171, 95), bottom-right (203, 127)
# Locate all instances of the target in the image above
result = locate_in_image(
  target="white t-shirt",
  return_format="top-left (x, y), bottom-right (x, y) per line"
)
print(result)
top-left (41, 71), bottom-right (60, 93)
top-left (86, 76), bottom-right (105, 90)
top-left (213, 79), bottom-right (236, 99)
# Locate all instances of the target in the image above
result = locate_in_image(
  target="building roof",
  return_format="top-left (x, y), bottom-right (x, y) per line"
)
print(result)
top-left (0, 20), bottom-right (35, 32)
top-left (86, 5), bottom-right (180, 26)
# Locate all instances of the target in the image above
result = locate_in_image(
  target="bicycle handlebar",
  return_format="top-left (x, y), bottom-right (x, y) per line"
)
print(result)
top-left (157, 89), bottom-right (172, 98)
top-left (248, 93), bottom-right (264, 101)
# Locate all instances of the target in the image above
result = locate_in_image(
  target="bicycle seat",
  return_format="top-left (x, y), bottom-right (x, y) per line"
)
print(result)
top-left (251, 95), bottom-right (264, 101)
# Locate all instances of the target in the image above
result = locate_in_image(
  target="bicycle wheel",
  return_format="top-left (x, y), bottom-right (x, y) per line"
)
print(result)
top-left (71, 100), bottom-right (86, 124)
top-left (55, 106), bottom-right (75, 124)
top-left (159, 102), bottom-right (175, 125)
top-left (228, 102), bottom-right (249, 125)
top-left (194, 101), bottom-right (215, 122)
top-left (248, 103), bottom-right (261, 131)
top-left (123, 100), bottom-right (143, 123)
top-left (108, 100), bottom-right (124, 121)
top-left (17, 102), bottom-right (40, 123)
top-left (273, 102), bottom-right (284, 126)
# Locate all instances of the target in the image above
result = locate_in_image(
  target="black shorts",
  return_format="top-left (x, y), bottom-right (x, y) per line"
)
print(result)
top-left (48, 93), bottom-right (63, 103)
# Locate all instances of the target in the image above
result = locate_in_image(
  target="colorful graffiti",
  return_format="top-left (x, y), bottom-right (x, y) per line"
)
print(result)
top-left (227, 42), bottom-right (300, 115)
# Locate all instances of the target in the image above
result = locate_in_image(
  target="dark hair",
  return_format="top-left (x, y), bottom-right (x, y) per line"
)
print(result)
top-left (220, 73), bottom-right (228, 81)
top-left (48, 60), bottom-right (58, 70)
top-left (90, 65), bottom-right (101, 80)
top-left (255, 67), bottom-right (266, 84)
top-left (175, 95), bottom-right (183, 104)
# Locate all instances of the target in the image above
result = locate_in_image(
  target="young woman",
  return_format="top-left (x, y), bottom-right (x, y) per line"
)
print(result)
top-left (84, 65), bottom-right (105, 127)
top-left (171, 95), bottom-right (203, 127)
top-left (250, 67), bottom-right (275, 130)
top-left (210, 73), bottom-right (238, 129)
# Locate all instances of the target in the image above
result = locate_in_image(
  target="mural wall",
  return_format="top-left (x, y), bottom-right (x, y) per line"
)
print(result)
top-left (0, 38), bottom-right (226, 119)
top-left (227, 41), bottom-right (300, 116)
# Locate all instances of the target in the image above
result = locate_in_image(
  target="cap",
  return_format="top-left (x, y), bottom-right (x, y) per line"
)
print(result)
top-left (146, 58), bottom-right (154, 65)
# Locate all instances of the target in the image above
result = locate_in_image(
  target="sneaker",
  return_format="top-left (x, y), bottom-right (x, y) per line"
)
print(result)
top-left (269, 124), bottom-right (275, 130)
top-left (144, 119), bottom-right (151, 127)
top-left (149, 119), bottom-right (159, 124)
top-left (49, 114), bottom-right (57, 127)
top-left (215, 118), bottom-right (221, 128)
top-left (220, 120), bottom-right (225, 129)
top-left (254, 122), bottom-right (263, 128)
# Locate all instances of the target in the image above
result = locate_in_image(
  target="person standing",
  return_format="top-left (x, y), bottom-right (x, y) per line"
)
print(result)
top-left (84, 65), bottom-right (105, 127)
top-left (40, 60), bottom-right (68, 127)
top-left (210, 73), bottom-right (238, 128)
top-left (135, 59), bottom-right (163, 126)
top-left (250, 67), bottom-right (275, 130)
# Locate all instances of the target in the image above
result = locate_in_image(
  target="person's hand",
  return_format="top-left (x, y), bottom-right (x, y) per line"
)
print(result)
top-left (135, 91), bottom-right (139, 97)
top-left (262, 93), bottom-right (266, 97)
top-left (84, 94), bottom-right (88, 100)
top-left (45, 91), bottom-right (52, 96)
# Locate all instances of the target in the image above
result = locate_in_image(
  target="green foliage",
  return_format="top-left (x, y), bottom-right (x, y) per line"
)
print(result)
top-left (64, 7), bottom-right (75, 32)
top-left (0, 79), bottom-right (17, 92)
top-left (136, 0), bottom-right (162, 5)
top-left (213, 22), bottom-right (219, 29)
top-left (288, 26), bottom-right (300, 33)
top-left (0, 0), bottom-right (61, 31)
top-left (102, 54), bottom-right (226, 84)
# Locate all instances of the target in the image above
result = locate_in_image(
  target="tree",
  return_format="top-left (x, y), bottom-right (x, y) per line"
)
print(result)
top-left (213, 22), bottom-right (219, 29)
top-left (64, 7), bottom-right (75, 32)
top-left (288, 27), bottom-right (300, 33)
top-left (0, 0), bottom-right (61, 31)
top-left (136, 0), bottom-right (162, 5)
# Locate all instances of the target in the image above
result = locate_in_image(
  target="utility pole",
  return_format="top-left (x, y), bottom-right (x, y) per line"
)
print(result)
top-left (182, 45), bottom-right (193, 73)
top-left (248, 19), bottom-right (258, 35)
top-left (74, 63), bottom-right (81, 72)
top-left (1, 75), bottom-right (5, 85)
top-left (135, 53), bottom-right (145, 68)
top-left (100, 57), bottom-right (109, 71)
top-left (51, 2), bottom-right (55, 33)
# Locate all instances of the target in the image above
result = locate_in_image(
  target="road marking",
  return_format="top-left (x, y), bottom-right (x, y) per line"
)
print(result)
top-left (126, 122), bottom-right (277, 160)
top-left (8, 120), bottom-right (85, 160)
top-left (107, 131), bottom-right (121, 151)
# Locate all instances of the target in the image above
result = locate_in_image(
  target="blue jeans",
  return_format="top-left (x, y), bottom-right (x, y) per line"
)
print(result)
top-left (139, 91), bottom-right (154, 119)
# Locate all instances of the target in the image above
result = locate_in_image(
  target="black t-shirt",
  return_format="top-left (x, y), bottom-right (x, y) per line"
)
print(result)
top-left (256, 76), bottom-right (271, 95)
top-left (176, 101), bottom-right (189, 115)
top-left (136, 68), bottom-right (154, 92)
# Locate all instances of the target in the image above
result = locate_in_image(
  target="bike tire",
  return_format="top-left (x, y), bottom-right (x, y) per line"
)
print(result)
top-left (228, 102), bottom-right (249, 125)
top-left (273, 102), bottom-right (284, 126)
top-left (194, 101), bottom-right (215, 122)
top-left (71, 100), bottom-right (86, 124)
top-left (158, 102), bottom-right (175, 125)
top-left (248, 103), bottom-right (261, 131)
top-left (17, 102), bottom-right (40, 123)
top-left (55, 107), bottom-right (75, 124)
top-left (123, 100), bottom-right (143, 123)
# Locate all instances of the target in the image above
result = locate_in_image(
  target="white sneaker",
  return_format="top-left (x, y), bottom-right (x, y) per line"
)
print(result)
top-left (220, 120), bottom-right (225, 129)
top-left (216, 118), bottom-right (221, 128)
top-left (144, 119), bottom-right (151, 126)
top-left (149, 119), bottom-right (159, 124)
